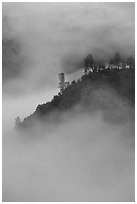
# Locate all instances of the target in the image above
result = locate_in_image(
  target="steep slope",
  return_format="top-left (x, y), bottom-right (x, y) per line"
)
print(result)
top-left (20, 68), bottom-right (135, 129)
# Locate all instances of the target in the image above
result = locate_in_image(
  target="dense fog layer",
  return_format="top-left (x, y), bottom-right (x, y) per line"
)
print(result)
top-left (3, 92), bottom-right (135, 202)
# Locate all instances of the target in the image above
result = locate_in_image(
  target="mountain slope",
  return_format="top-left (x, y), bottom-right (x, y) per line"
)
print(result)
top-left (20, 68), bottom-right (135, 129)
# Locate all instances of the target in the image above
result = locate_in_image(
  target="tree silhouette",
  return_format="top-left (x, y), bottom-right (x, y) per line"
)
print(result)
top-left (110, 53), bottom-right (122, 68)
top-left (127, 55), bottom-right (135, 69)
top-left (84, 54), bottom-right (94, 73)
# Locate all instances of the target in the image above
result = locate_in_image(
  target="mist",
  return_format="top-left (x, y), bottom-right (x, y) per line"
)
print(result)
top-left (3, 87), bottom-right (135, 202)
top-left (3, 2), bottom-right (135, 95)
top-left (2, 2), bottom-right (135, 202)
top-left (2, 2), bottom-right (135, 129)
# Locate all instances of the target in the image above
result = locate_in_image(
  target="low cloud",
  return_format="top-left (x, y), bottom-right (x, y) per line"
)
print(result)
top-left (2, 4), bottom-right (135, 201)
top-left (3, 86), bottom-right (135, 202)
top-left (2, 2), bottom-right (135, 95)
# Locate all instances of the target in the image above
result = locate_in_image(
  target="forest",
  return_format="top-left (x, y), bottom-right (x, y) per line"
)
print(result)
top-left (20, 52), bottom-right (135, 129)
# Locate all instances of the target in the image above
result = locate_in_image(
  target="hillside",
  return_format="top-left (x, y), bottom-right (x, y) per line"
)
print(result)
top-left (20, 67), bottom-right (135, 129)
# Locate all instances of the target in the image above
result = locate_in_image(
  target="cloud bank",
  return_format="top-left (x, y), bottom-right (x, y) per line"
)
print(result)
top-left (2, 4), bottom-right (135, 201)
top-left (3, 102), bottom-right (135, 201)
top-left (3, 84), bottom-right (135, 202)
top-left (3, 2), bottom-right (135, 95)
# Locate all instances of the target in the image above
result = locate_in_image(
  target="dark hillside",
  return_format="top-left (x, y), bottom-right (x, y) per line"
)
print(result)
top-left (20, 68), bottom-right (135, 128)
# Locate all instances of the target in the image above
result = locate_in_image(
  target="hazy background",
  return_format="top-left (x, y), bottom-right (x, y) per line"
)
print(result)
top-left (2, 2), bottom-right (135, 202)
top-left (2, 2), bottom-right (135, 131)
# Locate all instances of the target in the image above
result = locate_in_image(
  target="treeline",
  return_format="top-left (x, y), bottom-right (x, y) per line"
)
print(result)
top-left (84, 52), bottom-right (135, 73)
top-left (21, 67), bottom-right (134, 128)
top-left (20, 52), bottom-right (135, 128)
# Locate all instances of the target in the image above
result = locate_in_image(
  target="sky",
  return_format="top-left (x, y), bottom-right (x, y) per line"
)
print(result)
top-left (2, 2), bottom-right (135, 131)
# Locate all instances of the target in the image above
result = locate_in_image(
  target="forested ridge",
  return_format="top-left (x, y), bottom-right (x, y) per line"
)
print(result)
top-left (20, 59), bottom-right (135, 129)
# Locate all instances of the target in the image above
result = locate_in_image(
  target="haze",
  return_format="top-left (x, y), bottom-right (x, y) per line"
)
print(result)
top-left (2, 2), bottom-right (135, 202)
top-left (2, 2), bottom-right (135, 130)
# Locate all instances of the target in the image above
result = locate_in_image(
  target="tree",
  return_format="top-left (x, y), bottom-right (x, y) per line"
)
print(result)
top-left (71, 80), bottom-right (76, 85)
top-left (127, 55), bottom-right (135, 69)
top-left (98, 61), bottom-right (105, 70)
top-left (113, 53), bottom-right (121, 68)
top-left (109, 58), bottom-right (114, 65)
top-left (110, 53), bottom-right (121, 68)
top-left (84, 54), bottom-right (94, 73)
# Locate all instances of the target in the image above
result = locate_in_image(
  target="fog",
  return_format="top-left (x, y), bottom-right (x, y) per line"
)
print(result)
top-left (2, 2), bottom-right (135, 128)
top-left (2, 87), bottom-right (57, 133)
top-left (3, 88), bottom-right (135, 202)
top-left (3, 2), bottom-right (135, 95)
top-left (2, 2), bottom-right (135, 202)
